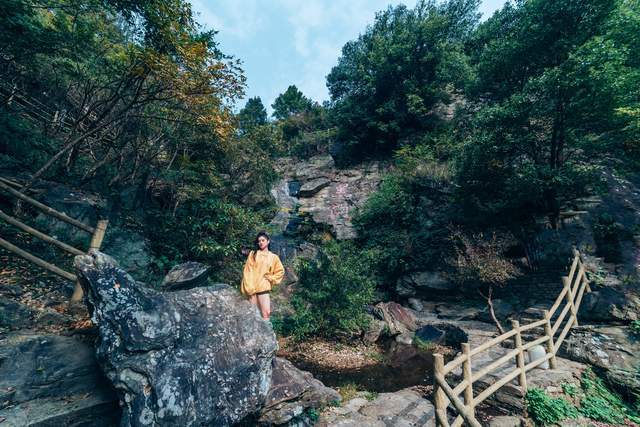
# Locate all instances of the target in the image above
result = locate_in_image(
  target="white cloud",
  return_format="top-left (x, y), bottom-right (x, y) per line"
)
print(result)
top-left (190, 0), bottom-right (264, 39)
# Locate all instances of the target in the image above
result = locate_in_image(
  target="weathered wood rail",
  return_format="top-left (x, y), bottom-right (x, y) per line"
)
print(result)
top-left (433, 249), bottom-right (591, 427)
top-left (0, 178), bottom-right (108, 301)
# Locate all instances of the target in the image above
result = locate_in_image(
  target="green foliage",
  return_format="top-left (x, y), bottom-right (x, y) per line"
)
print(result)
top-left (238, 97), bottom-right (268, 132)
top-left (631, 320), bottom-right (640, 337)
top-left (353, 142), bottom-right (454, 287)
top-left (271, 85), bottom-right (315, 120)
top-left (525, 388), bottom-right (578, 426)
top-left (592, 213), bottom-right (626, 263)
top-left (413, 336), bottom-right (436, 352)
top-left (578, 368), bottom-right (640, 424)
top-left (281, 241), bottom-right (376, 340)
top-left (327, 0), bottom-right (479, 162)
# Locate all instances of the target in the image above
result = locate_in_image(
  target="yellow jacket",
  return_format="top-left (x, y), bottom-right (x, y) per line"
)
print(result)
top-left (240, 250), bottom-right (285, 296)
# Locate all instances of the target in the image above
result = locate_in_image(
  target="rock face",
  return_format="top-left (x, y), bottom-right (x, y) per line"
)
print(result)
top-left (579, 285), bottom-right (640, 322)
top-left (559, 325), bottom-right (640, 399)
top-left (0, 333), bottom-right (119, 426)
top-left (160, 262), bottom-right (211, 291)
top-left (396, 271), bottom-right (457, 297)
top-left (259, 357), bottom-right (341, 425)
top-left (74, 251), bottom-right (278, 426)
top-left (273, 155), bottom-right (386, 239)
top-left (318, 388), bottom-right (435, 427)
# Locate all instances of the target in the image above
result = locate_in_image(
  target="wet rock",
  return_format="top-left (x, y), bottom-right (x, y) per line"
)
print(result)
top-left (298, 177), bottom-right (331, 197)
top-left (318, 388), bottom-right (435, 427)
top-left (0, 333), bottom-right (118, 424)
top-left (559, 325), bottom-right (640, 399)
top-left (415, 323), bottom-right (468, 347)
top-left (75, 251), bottom-right (278, 426)
top-left (160, 262), bottom-right (211, 291)
top-left (396, 271), bottom-right (456, 297)
top-left (258, 357), bottom-right (340, 425)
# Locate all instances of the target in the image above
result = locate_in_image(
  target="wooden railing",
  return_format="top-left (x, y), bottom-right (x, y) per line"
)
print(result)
top-left (0, 178), bottom-right (108, 301)
top-left (433, 250), bottom-right (591, 427)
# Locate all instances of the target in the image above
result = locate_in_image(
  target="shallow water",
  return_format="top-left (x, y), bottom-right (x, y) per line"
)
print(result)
top-left (287, 340), bottom-right (437, 393)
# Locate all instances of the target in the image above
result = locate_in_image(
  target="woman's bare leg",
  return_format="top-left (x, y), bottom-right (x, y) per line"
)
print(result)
top-left (256, 293), bottom-right (271, 320)
top-left (249, 294), bottom-right (258, 306)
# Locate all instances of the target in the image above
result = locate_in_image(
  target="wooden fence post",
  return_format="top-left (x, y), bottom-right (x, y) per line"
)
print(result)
top-left (89, 219), bottom-right (109, 251)
top-left (72, 219), bottom-right (108, 302)
top-left (543, 310), bottom-right (557, 369)
top-left (562, 275), bottom-right (579, 327)
top-left (434, 353), bottom-right (449, 427)
top-left (512, 320), bottom-right (527, 390)
top-left (462, 343), bottom-right (474, 414)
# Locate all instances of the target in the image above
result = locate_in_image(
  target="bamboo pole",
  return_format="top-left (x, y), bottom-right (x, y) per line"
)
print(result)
top-left (0, 237), bottom-right (76, 281)
top-left (462, 344), bottom-right (474, 411)
top-left (543, 310), bottom-right (557, 369)
top-left (434, 374), bottom-right (481, 427)
top-left (562, 275), bottom-right (579, 327)
top-left (512, 320), bottom-right (527, 390)
top-left (89, 219), bottom-right (108, 250)
top-left (72, 220), bottom-right (108, 302)
top-left (0, 181), bottom-right (95, 233)
top-left (0, 209), bottom-right (84, 256)
top-left (434, 354), bottom-right (450, 427)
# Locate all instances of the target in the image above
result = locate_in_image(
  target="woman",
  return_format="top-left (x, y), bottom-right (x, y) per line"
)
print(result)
top-left (240, 231), bottom-right (284, 320)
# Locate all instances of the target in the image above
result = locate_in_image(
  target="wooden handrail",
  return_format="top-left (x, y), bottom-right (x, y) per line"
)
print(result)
top-left (434, 251), bottom-right (590, 426)
top-left (0, 178), bottom-right (109, 301)
top-left (0, 237), bottom-right (76, 281)
top-left (0, 181), bottom-right (95, 233)
top-left (0, 209), bottom-right (84, 256)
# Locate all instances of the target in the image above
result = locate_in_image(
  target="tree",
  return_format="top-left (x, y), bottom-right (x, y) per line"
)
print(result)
top-left (238, 97), bottom-right (267, 132)
top-left (457, 0), bottom-right (630, 228)
top-left (326, 0), bottom-right (479, 162)
top-left (271, 85), bottom-right (314, 120)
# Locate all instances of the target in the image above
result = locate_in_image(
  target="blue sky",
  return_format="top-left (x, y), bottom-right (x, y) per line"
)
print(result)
top-left (189, 0), bottom-right (509, 114)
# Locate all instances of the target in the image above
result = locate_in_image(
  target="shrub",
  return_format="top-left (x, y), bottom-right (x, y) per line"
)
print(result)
top-left (284, 241), bottom-right (376, 340)
top-left (525, 388), bottom-right (578, 426)
top-left (578, 368), bottom-right (640, 424)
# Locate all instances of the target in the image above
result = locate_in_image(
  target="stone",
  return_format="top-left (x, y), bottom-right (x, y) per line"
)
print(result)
top-left (74, 251), bottom-right (278, 426)
top-left (298, 177), bottom-right (331, 197)
top-left (101, 226), bottom-right (155, 282)
top-left (407, 298), bottom-right (424, 312)
top-left (395, 332), bottom-right (414, 345)
top-left (526, 345), bottom-right (549, 369)
top-left (414, 323), bottom-right (468, 347)
top-left (488, 415), bottom-right (523, 427)
top-left (258, 357), bottom-right (340, 425)
top-left (160, 262), bottom-right (211, 291)
top-left (363, 317), bottom-right (387, 343)
top-left (396, 271), bottom-right (456, 297)
top-left (317, 388), bottom-right (435, 427)
top-left (0, 333), bottom-right (118, 424)
top-left (372, 302), bottom-right (418, 336)
top-left (0, 296), bottom-right (34, 330)
top-left (559, 325), bottom-right (640, 399)
top-left (476, 299), bottom-right (515, 324)
top-left (579, 285), bottom-right (640, 322)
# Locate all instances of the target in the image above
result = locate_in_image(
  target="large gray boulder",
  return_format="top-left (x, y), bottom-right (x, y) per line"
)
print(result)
top-left (160, 262), bottom-right (211, 291)
top-left (74, 251), bottom-right (278, 426)
top-left (579, 285), bottom-right (640, 322)
top-left (0, 334), bottom-right (119, 426)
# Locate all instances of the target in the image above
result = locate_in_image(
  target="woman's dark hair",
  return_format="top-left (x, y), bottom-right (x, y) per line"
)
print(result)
top-left (252, 231), bottom-right (270, 262)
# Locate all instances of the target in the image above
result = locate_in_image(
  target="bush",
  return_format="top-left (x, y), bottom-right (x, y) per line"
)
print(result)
top-left (578, 368), bottom-right (640, 424)
top-left (283, 241), bottom-right (376, 340)
top-left (526, 388), bottom-right (578, 426)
